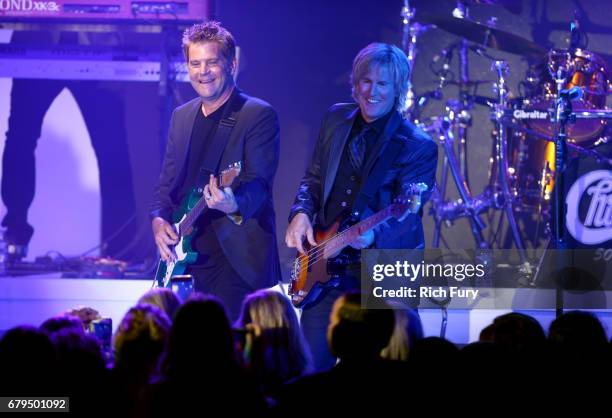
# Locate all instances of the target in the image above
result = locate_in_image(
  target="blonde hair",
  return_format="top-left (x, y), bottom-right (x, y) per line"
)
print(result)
top-left (113, 304), bottom-right (171, 364)
top-left (381, 308), bottom-right (423, 361)
top-left (237, 290), bottom-right (313, 390)
top-left (350, 42), bottom-right (411, 113)
top-left (137, 288), bottom-right (182, 320)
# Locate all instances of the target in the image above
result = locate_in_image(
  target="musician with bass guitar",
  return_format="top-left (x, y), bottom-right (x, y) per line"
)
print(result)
top-left (285, 43), bottom-right (437, 370)
top-left (150, 21), bottom-right (281, 321)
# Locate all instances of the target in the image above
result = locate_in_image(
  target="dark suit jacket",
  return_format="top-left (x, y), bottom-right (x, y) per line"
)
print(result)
top-left (289, 103), bottom-right (437, 249)
top-left (150, 90), bottom-right (281, 289)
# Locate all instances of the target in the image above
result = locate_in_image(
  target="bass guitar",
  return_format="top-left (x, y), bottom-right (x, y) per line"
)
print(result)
top-left (288, 183), bottom-right (428, 308)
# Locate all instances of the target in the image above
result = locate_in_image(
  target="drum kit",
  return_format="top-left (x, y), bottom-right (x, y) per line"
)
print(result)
top-left (401, 1), bottom-right (612, 259)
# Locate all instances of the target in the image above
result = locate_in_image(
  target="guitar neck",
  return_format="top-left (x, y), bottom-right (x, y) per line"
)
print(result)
top-left (178, 196), bottom-right (207, 235)
top-left (322, 205), bottom-right (394, 257)
top-left (173, 163), bottom-right (242, 237)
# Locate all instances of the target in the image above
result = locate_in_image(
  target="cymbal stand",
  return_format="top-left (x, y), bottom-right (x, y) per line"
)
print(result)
top-left (401, 0), bottom-right (433, 119)
top-left (423, 40), bottom-right (488, 248)
top-left (425, 96), bottom-right (489, 248)
top-left (457, 40), bottom-right (471, 184)
top-left (454, 0), bottom-right (472, 185)
top-left (489, 60), bottom-right (528, 263)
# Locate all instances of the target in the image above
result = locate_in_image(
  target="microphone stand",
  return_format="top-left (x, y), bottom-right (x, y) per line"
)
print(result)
top-left (552, 73), bottom-right (576, 317)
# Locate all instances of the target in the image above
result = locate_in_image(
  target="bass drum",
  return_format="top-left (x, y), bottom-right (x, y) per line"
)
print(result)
top-left (557, 142), bottom-right (612, 249)
top-left (522, 48), bottom-right (609, 148)
top-left (506, 99), bottom-right (556, 212)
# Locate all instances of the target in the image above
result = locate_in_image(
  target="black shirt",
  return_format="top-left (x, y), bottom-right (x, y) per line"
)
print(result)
top-left (177, 95), bottom-right (234, 201)
top-left (176, 92), bottom-right (235, 263)
top-left (323, 110), bottom-right (393, 226)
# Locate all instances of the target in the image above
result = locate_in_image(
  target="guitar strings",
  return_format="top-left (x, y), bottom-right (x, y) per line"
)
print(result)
top-left (294, 194), bottom-right (418, 270)
top-left (306, 205), bottom-right (399, 260)
top-left (178, 166), bottom-right (241, 235)
top-left (294, 227), bottom-right (351, 272)
top-left (292, 187), bottom-right (423, 275)
top-left (299, 210), bottom-right (394, 266)
top-left (295, 212), bottom-right (392, 270)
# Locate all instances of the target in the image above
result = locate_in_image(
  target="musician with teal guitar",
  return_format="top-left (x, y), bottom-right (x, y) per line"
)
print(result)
top-left (150, 22), bottom-right (281, 321)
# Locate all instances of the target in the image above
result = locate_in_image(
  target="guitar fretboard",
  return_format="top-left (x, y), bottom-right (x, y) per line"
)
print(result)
top-left (320, 205), bottom-right (395, 258)
top-left (178, 196), bottom-right (207, 236)
top-left (176, 164), bottom-right (241, 236)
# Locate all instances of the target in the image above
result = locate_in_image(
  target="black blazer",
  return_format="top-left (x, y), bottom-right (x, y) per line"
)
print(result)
top-left (150, 91), bottom-right (281, 289)
top-left (289, 103), bottom-right (438, 249)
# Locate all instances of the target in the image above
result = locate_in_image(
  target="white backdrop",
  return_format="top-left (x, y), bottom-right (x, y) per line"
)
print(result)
top-left (0, 75), bottom-right (101, 260)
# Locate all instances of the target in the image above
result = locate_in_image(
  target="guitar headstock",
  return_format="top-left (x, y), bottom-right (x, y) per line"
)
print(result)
top-left (390, 182), bottom-right (428, 221)
top-left (219, 162), bottom-right (242, 188)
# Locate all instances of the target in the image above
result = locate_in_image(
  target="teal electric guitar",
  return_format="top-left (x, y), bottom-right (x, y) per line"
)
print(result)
top-left (154, 162), bottom-right (242, 288)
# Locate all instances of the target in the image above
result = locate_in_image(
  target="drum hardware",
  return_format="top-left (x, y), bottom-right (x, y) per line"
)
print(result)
top-left (488, 60), bottom-right (529, 258)
top-left (523, 47), bottom-right (610, 146)
top-left (402, 0), bottom-right (434, 119)
top-left (411, 5), bottom-right (527, 252)
top-left (424, 114), bottom-right (488, 249)
top-left (415, 10), bottom-right (547, 61)
top-left (550, 76), bottom-right (585, 307)
top-left (432, 39), bottom-right (479, 199)
top-left (427, 55), bottom-right (530, 259)
top-left (457, 40), bottom-right (472, 185)
top-left (402, 4), bottom-right (611, 293)
top-left (461, 92), bottom-right (496, 108)
top-left (573, 109), bottom-right (612, 119)
top-left (409, 41), bottom-right (456, 121)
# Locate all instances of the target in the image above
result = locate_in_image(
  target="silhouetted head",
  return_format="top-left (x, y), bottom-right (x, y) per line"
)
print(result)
top-left (492, 312), bottom-right (546, 352)
top-left (549, 310), bottom-right (608, 351)
top-left (0, 326), bottom-right (57, 395)
top-left (163, 293), bottom-right (237, 377)
top-left (327, 291), bottom-right (395, 361)
top-left (40, 315), bottom-right (85, 335)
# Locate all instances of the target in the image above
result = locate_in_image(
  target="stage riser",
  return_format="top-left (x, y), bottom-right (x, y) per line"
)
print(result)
top-left (2, 276), bottom-right (611, 342)
top-left (0, 275), bottom-right (151, 335)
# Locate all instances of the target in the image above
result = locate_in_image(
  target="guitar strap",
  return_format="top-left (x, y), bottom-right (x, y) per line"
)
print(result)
top-left (197, 90), bottom-right (247, 184)
top-left (350, 134), bottom-right (404, 221)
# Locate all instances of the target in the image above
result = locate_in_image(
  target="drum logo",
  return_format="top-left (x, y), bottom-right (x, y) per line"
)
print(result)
top-left (0, 0), bottom-right (59, 12)
top-left (513, 109), bottom-right (549, 120)
top-left (566, 170), bottom-right (612, 245)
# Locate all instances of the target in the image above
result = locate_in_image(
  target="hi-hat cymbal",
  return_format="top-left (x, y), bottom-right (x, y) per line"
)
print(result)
top-left (417, 11), bottom-right (547, 60)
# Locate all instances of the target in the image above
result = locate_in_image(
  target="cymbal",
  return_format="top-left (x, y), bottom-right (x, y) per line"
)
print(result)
top-left (417, 11), bottom-right (547, 60)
